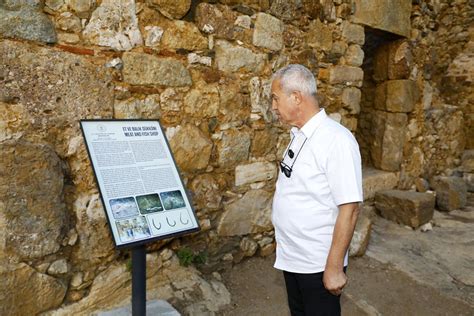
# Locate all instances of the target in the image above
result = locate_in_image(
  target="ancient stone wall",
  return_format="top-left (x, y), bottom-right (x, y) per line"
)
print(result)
top-left (0, 0), bottom-right (472, 314)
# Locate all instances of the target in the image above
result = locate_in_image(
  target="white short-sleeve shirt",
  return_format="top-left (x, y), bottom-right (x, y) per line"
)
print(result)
top-left (272, 108), bottom-right (363, 273)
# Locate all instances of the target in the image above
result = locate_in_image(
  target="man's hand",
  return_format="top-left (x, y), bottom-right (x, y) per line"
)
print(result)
top-left (323, 266), bottom-right (347, 296)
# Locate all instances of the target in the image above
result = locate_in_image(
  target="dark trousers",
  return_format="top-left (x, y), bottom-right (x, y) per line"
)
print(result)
top-left (283, 269), bottom-right (345, 316)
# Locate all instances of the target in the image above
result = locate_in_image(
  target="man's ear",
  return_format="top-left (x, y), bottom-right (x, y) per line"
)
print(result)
top-left (292, 90), bottom-right (303, 105)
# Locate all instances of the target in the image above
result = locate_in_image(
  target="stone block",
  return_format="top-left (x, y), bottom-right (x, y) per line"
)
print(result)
top-left (463, 173), bottom-right (474, 192)
top-left (149, 0), bottom-right (191, 19)
top-left (215, 40), bottom-right (266, 73)
top-left (184, 84), bottom-right (219, 118)
top-left (240, 237), bottom-right (258, 257)
top-left (195, 3), bottom-right (237, 40)
top-left (307, 19), bottom-right (333, 51)
top-left (371, 111), bottom-right (407, 171)
top-left (217, 128), bottom-right (252, 169)
top-left (161, 20), bottom-right (207, 51)
top-left (374, 40), bottom-right (412, 82)
top-left (461, 150), bottom-right (474, 173)
top-left (0, 7), bottom-right (57, 43)
top-left (67, 0), bottom-right (94, 17)
top-left (189, 174), bottom-right (222, 210)
top-left (0, 263), bottom-right (67, 315)
top-left (235, 161), bottom-right (277, 186)
top-left (83, 0), bottom-right (142, 51)
top-left (167, 125), bottom-right (213, 172)
top-left (269, 0), bottom-right (301, 21)
top-left (353, 0), bottom-right (411, 37)
top-left (217, 190), bottom-right (273, 236)
top-left (253, 12), bottom-right (284, 51)
top-left (374, 80), bottom-right (417, 113)
top-left (342, 21), bottom-right (365, 45)
top-left (329, 66), bottom-right (364, 84)
top-left (345, 44), bottom-right (364, 66)
top-left (123, 53), bottom-right (192, 87)
top-left (0, 142), bottom-right (66, 260)
top-left (362, 167), bottom-right (399, 200)
top-left (349, 205), bottom-right (375, 257)
top-left (375, 190), bottom-right (435, 228)
top-left (342, 87), bottom-right (361, 114)
top-left (430, 176), bottom-right (468, 211)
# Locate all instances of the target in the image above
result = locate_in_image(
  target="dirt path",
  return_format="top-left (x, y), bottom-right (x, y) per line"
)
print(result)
top-left (218, 252), bottom-right (473, 316)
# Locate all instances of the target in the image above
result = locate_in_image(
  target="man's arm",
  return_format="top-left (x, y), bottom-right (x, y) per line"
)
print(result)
top-left (323, 202), bottom-right (360, 295)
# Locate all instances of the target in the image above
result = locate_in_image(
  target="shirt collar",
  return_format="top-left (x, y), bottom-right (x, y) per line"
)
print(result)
top-left (291, 108), bottom-right (327, 139)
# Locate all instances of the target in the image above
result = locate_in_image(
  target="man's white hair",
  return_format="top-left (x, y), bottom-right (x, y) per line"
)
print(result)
top-left (272, 64), bottom-right (317, 97)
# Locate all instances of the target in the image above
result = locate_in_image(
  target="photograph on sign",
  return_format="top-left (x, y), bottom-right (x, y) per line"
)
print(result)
top-left (80, 120), bottom-right (200, 248)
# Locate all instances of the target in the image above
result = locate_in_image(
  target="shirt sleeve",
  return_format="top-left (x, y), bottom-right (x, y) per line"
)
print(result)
top-left (325, 131), bottom-right (363, 206)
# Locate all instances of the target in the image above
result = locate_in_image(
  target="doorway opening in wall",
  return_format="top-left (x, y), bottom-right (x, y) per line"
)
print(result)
top-left (355, 27), bottom-right (405, 170)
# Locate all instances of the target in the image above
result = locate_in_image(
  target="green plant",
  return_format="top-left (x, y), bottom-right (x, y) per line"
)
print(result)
top-left (176, 247), bottom-right (208, 267)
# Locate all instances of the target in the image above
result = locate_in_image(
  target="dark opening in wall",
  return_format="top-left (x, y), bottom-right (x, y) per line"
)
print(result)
top-left (356, 27), bottom-right (404, 168)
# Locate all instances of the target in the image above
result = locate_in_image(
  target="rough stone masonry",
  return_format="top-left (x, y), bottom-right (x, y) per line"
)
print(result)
top-left (0, 0), bottom-right (472, 314)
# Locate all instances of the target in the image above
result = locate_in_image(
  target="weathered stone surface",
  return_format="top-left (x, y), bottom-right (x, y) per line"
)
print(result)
top-left (114, 94), bottom-right (161, 119)
top-left (375, 190), bottom-right (435, 228)
top-left (329, 66), bottom-right (364, 84)
top-left (0, 141), bottom-right (66, 260)
top-left (461, 150), bottom-right (474, 173)
top-left (240, 237), bottom-right (258, 257)
top-left (0, 7), bottom-right (57, 43)
top-left (189, 174), bottom-right (222, 210)
top-left (184, 84), bottom-right (219, 118)
top-left (195, 3), bottom-right (237, 40)
top-left (66, 0), bottom-right (93, 17)
top-left (144, 25), bottom-right (164, 47)
top-left (362, 167), bottom-right (399, 200)
top-left (430, 177), bottom-right (467, 211)
top-left (218, 82), bottom-right (249, 122)
top-left (217, 189), bottom-right (273, 236)
top-left (371, 111), bottom-right (407, 172)
top-left (217, 128), bottom-right (251, 169)
top-left (215, 40), bottom-right (266, 73)
top-left (345, 44), bottom-right (364, 66)
top-left (251, 128), bottom-right (278, 157)
top-left (235, 161), bottom-right (277, 186)
top-left (249, 76), bottom-right (272, 122)
top-left (83, 0), bottom-right (142, 51)
top-left (149, 0), bottom-right (191, 19)
top-left (307, 19), bottom-right (333, 52)
top-left (219, 0), bottom-right (270, 12)
top-left (161, 20), bottom-right (207, 51)
top-left (253, 13), bottom-right (284, 51)
top-left (44, 0), bottom-right (64, 11)
top-left (374, 40), bottom-right (413, 82)
top-left (368, 208), bottom-right (474, 293)
top-left (167, 124), bottom-right (213, 172)
top-left (48, 259), bottom-right (69, 276)
top-left (0, 263), bottom-right (67, 315)
top-left (269, 0), bottom-right (301, 22)
top-left (57, 12), bottom-right (82, 33)
top-left (463, 173), bottom-right (474, 192)
top-left (353, 0), bottom-right (411, 37)
top-left (341, 21), bottom-right (365, 45)
top-left (71, 193), bottom-right (116, 269)
top-left (349, 205), bottom-right (374, 257)
top-left (374, 80), bottom-right (417, 113)
top-left (122, 52), bottom-right (192, 87)
top-left (342, 87), bottom-right (361, 114)
top-left (259, 242), bottom-right (276, 257)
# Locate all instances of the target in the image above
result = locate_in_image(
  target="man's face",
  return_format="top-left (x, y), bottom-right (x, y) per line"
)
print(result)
top-left (271, 79), bottom-right (297, 125)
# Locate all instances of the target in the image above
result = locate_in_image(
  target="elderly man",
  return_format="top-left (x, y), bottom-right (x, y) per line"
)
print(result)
top-left (271, 64), bottom-right (363, 316)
